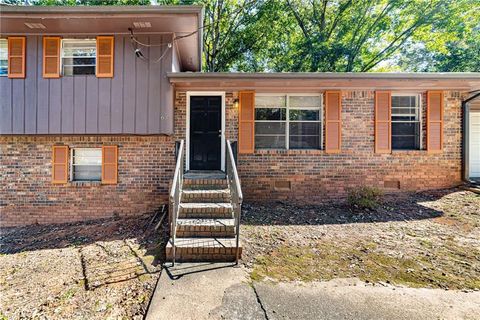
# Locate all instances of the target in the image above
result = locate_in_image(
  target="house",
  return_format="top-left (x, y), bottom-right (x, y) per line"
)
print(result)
top-left (1, 5), bottom-right (479, 262)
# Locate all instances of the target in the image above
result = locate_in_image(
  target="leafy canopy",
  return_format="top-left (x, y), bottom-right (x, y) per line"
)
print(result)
top-left (5, 0), bottom-right (480, 71)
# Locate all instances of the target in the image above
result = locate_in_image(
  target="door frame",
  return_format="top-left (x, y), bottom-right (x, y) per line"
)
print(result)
top-left (186, 91), bottom-right (226, 172)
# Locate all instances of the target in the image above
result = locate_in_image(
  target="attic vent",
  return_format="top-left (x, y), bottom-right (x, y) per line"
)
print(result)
top-left (133, 22), bottom-right (152, 28)
top-left (25, 22), bottom-right (46, 29)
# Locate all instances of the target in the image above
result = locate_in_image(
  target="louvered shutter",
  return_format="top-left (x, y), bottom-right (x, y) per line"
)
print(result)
top-left (43, 37), bottom-right (60, 78)
top-left (102, 146), bottom-right (118, 184)
top-left (96, 36), bottom-right (114, 78)
top-left (52, 146), bottom-right (68, 184)
top-left (7, 37), bottom-right (26, 78)
top-left (238, 91), bottom-right (255, 154)
top-left (324, 91), bottom-right (342, 153)
top-left (375, 91), bottom-right (392, 154)
top-left (427, 91), bottom-right (444, 153)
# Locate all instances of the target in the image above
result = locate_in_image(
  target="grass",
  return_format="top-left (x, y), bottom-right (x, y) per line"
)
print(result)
top-left (251, 240), bottom-right (480, 290)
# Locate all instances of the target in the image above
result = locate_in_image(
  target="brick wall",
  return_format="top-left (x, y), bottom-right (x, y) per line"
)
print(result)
top-left (235, 91), bottom-right (463, 203)
top-left (0, 90), bottom-right (464, 226)
top-left (0, 136), bottom-right (176, 226)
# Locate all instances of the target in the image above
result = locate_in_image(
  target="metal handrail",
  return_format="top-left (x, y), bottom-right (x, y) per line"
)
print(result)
top-left (226, 140), bottom-right (243, 264)
top-left (169, 139), bottom-right (184, 266)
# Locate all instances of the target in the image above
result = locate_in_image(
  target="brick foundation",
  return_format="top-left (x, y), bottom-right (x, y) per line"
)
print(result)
top-left (0, 136), bottom-right (176, 226)
top-left (0, 90), bottom-right (464, 226)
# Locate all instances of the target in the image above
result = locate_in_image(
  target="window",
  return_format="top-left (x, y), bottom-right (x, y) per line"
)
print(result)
top-left (61, 39), bottom-right (96, 76)
top-left (71, 148), bottom-right (102, 181)
top-left (255, 94), bottom-right (322, 149)
top-left (0, 39), bottom-right (7, 76)
top-left (391, 94), bottom-right (422, 150)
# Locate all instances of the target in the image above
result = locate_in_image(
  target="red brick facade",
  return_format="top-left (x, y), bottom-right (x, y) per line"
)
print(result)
top-left (0, 90), bottom-right (464, 226)
top-left (0, 136), bottom-right (176, 226)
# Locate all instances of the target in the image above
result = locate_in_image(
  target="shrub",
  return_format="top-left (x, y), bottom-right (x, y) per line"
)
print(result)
top-left (347, 186), bottom-right (383, 210)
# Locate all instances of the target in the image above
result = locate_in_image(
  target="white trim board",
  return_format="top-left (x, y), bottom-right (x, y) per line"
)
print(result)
top-left (186, 91), bottom-right (226, 172)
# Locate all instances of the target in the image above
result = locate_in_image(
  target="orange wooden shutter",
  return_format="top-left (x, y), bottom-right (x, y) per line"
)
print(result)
top-left (52, 146), bottom-right (68, 184)
top-left (238, 91), bottom-right (255, 154)
top-left (324, 91), bottom-right (342, 153)
top-left (43, 36), bottom-right (60, 78)
top-left (427, 91), bottom-right (444, 153)
top-left (96, 36), bottom-right (114, 78)
top-left (375, 91), bottom-right (392, 154)
top-left (102, 146), bottom-right (118, 184)
top-left (7, 37), bottom-right (26, 78)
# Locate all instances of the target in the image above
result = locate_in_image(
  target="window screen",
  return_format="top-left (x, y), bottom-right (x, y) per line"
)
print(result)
top-left (0, 39), bottom-right (7, 76)
top-left (254, 94), bottom-right (322, 149)
top-left (61, 39), bottom-right (96, 76)
top-left (391, 95), bottom-right (421, 150)
top-left (71, 148), bottom-right (102, 181)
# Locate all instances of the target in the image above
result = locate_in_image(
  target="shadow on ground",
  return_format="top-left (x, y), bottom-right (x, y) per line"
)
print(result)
top-left (241, 188), bottom-right (461, 226)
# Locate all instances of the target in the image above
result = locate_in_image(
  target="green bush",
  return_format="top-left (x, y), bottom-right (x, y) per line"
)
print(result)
top-left (347, 186), bottom-right (383, 210)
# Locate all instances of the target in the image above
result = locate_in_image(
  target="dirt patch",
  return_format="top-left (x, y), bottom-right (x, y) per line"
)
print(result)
top-left (0, 215), bottom-right (169, 320)
top-left (242, 189), bottom-right (480, 290)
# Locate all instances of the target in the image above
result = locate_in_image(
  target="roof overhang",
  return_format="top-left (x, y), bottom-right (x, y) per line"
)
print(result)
top-left (0, 5), bottom-right (203, 71)
top-left (168, 72), bottom-right (480, 91)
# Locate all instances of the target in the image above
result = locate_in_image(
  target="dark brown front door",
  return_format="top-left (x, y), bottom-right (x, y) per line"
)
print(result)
top-left (190, 96), bottom-right (222, 170)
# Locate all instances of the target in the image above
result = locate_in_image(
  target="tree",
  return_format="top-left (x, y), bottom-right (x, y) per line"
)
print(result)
top-left (396, 0), bottom-right (480, 72)
top-left (160, 0), bottom-right (278, 72)
top-left (261, 0), bottom-right (462, 72)
top-left (5, 0), bottom-right (478, 71)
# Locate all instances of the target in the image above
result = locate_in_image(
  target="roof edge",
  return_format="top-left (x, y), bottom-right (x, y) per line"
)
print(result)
top-left (168, 72), bottom-right (480, 80)
top-left (0, 5), bottom-right (204, 15)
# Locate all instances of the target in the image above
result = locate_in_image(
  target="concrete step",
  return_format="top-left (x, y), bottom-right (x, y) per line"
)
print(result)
top-left (179, 203), bottom-right (234, 219)
top-left (176, 218), bottom-right (235, 238)
top-left (181, 189), bottom-right (231, 203)
top-left (166, 237), bottom-right (242, 262)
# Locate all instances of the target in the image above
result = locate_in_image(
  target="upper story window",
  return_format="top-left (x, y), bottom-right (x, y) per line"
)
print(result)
top-left (0, 39), bottom-right (7, 76)
top-left (391, 94), bottom-right (422, 150)
top-left (70, 148), bottom-right (102, 181)
top-left (255, 94), bottom-right (322, 150)
top-left (61, 39), bottom-right (96, 76)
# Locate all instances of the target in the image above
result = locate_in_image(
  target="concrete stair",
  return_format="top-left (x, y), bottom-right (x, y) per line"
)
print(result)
top-left (167, 175), bottom-right (241, 263)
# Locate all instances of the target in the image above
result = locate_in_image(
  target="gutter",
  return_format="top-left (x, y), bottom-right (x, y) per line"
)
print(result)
top-left (167, 72), bottom-right (480, 81)
top-left (0, 5), bottom-right (204, 15)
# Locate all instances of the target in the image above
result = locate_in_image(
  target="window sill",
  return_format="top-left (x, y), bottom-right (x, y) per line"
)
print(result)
top-left (254, 149), bottom-right (324, 155)
top-left (69, 180), bottom-right (101, 187)
top-left (391, 149), bottom-right (425, 154)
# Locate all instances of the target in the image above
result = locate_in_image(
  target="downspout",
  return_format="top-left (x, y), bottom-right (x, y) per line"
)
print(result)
top-left (462, 92), bottom-right (480, 182)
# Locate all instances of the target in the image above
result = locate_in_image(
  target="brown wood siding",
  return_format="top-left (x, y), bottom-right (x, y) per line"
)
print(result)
top-left (324, 91), bottom-right (342, 153)
top-left (375, 91), bottom-right (392, 153)
top-left (7, 36), bottom-right (26, 78)
top-left (0, 34), bottom-right (174, 135)
top-left (238, 91), bottom-right (255, 153)
top-left (427, 91), bottom-right (444, 153)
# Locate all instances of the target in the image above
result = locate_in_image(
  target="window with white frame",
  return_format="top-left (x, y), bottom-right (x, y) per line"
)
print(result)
top-left (255, 94), bottom-right (322, 149)
top-left (0, 39), bottom-right (7, 76)
top-left (61, 39), bottom-right (96, 76)
top-left (71, 148), bottom-right (102, 181)
top-left (391, 94), bottom-right (422, 150)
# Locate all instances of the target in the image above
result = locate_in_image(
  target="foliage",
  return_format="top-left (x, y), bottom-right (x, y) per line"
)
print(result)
top-left (3, 0), bottom-right (479, 71)
top-left (347, 186), bottom-right (383, 210)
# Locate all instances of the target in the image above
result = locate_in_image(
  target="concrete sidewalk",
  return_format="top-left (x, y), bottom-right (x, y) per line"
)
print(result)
top-left (145, 264), bottom-right (480, 320)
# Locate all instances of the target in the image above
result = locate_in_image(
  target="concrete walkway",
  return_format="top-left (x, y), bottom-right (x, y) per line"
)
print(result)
top-left (146, 264), bottom-right (480, 320)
